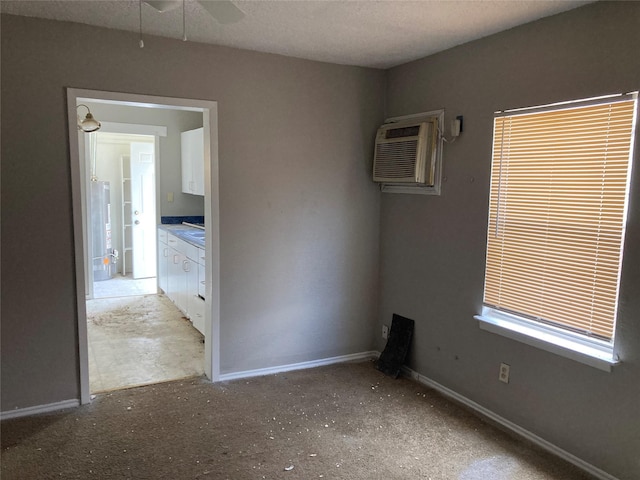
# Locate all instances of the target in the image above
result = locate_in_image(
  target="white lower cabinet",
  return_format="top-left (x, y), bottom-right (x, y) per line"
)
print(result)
top-left (166, 234), bottom-right (184, 309)
top-left (191, 247), bottom-right (206, 334)
top-left (159, 229), bottom-right (205, 335)
top-left (197, 263), bottom-right (205, 298)
top-left (157, 230), bottom-right (169, 293)
top-left (188, 273), bottom-right (205, 334)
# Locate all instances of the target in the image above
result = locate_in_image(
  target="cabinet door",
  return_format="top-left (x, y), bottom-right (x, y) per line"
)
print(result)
top-left (166, 234), bottom-right (180, 304)
top-left (190, 296), bottom-right (205, 335)
top-left (186, 259), bottom-right (203, 332)
top-left (180, 128), bottom-right (204, 196)
top-left (197, 247), bottom-right (205, 298)
top-left (158, 240), bottom-right (169, 293)
top-left (181, 130), bottom-right (194, 194)
top-left (197, 262), bottom-right (205, 298)
top-left (192, 128), bottom-right (205, 196)
top-left (167, 247), bottom-right (185, 310)
top-left (180, 256), bottom-right (193, 316)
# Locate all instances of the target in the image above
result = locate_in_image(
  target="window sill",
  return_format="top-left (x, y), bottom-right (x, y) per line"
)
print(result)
top-left (475, 312), bottom-right (619, 372)
top-left (380, 184), bottom-right (441, 196)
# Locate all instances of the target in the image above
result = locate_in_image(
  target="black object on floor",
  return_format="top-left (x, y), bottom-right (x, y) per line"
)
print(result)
top-left (376, 314), bottom-right (415, 378)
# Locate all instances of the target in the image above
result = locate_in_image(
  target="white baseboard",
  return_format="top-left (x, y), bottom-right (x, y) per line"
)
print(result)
top-left (1, 352), bottom-right (379, 420)
top-left (219, 350), bottom-right (379, 382)
top-left (1, 399), bottom-right (80, 421)
top-left (0, 357), bottom-right (617, 479)
top-left (400, 366), bottom-right (619, 480)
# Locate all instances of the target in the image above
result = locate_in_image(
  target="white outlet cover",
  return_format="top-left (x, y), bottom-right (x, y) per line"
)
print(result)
top-left (499, 363), bottom-right (510, 383)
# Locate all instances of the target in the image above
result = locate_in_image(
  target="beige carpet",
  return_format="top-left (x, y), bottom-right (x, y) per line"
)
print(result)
top-left (1, 361), bottom-right (593, 479)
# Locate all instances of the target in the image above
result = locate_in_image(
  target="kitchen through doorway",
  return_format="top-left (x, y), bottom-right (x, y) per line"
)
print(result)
top-left (82, 128), bottom-right (200, 394)
top-left (69, 90), bottom-right (221, 400)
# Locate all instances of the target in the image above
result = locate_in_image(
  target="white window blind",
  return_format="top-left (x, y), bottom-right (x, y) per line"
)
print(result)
top-left (483, 94), bottom-right (637, 341)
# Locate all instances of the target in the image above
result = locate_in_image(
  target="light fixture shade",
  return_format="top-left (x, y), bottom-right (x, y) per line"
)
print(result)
top-left (79, 112), bottom-right (101, 132)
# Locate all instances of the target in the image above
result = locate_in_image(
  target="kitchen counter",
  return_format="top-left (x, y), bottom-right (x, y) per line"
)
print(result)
top-left (158, 224), bottom-right (205, 248)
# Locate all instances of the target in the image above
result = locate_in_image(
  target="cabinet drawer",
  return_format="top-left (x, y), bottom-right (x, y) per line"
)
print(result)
top-left (180, 238), bottom-right (199, 262)
top-left (167, 233), bottom-right (179, 248)
top-left (158, 228), bottom-right (168, 244)
top-left (168, 234), bottom-right (197, 259)
top-left (197, 248), bottom-right (205, 266)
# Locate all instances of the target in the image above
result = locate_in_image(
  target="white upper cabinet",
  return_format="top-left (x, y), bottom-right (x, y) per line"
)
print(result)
top-left (181, 127), bottom-right (205, 196)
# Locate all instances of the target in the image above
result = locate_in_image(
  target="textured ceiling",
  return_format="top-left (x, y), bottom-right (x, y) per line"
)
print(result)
top-left (0, 0), bottom-right (593, 68)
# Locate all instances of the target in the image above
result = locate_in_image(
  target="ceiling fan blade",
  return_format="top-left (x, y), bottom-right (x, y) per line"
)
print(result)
top-left (197, 0), bottom-right (245, 24)
top-left (144, 1), bottom-right (181, 13)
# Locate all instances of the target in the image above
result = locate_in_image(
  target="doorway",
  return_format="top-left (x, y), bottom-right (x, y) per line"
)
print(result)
top-left (68, 89), bottom-right (221, 404)
top-left (83, 129), bottom-right (195, 394)
top-left (87, 132), bottom-right (158, 300)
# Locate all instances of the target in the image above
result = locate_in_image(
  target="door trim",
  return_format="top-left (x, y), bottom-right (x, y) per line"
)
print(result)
top-left (67, 88), bottom-right (221, 404)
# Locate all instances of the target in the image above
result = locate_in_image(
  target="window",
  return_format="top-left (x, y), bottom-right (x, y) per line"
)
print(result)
top-left (477, 93), bottom-right (637, 369)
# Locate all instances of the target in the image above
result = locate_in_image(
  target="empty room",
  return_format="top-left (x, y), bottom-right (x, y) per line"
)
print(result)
top-left (1, 1), bottom-right (639, 479)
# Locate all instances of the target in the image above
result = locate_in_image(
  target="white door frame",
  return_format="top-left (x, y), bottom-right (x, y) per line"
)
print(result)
top-left (67, 88), bottom-right (221, 404)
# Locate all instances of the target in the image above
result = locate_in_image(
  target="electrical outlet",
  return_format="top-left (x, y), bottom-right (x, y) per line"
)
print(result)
top-left (499, 363), bottom-right (510, 384)
top-left (382, 325), bottom-right (389, 340)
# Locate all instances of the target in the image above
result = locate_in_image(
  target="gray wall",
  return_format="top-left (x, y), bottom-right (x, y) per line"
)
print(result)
top-left (1, 15), bottom-right (384, 408)
top-left (3, 3), bottom-right (638, 478)
top-left (381, 2), bottom-right (640, 479)
top-left (83, 102), bottom-right (205, 218)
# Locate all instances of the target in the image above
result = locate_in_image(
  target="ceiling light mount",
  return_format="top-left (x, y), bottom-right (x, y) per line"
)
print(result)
top-left (144, 0), bottom-right (245, 24)
top-left (144, 0), bottom-right (181, 13)
top-left (138, 0), bottom-right (244, 48)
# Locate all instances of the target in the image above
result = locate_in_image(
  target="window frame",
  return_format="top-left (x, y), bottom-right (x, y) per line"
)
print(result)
top-left (475, 92), bottom-right (638, 371)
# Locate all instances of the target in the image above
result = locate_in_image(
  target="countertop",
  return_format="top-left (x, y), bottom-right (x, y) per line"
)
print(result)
top-left (158, 224), bottom-right (205, 248)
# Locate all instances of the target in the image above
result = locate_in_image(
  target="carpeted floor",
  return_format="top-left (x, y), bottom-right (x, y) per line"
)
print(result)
top-left (1, 361), bottom-right (593, 479)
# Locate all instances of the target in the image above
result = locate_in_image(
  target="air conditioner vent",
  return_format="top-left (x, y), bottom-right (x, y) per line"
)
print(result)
top-left (373, 119), bottom-right (438, 185)
top-left (374, 141), bottom-right (418, 178)
top-left (385, 125), bottom-right (421, 139)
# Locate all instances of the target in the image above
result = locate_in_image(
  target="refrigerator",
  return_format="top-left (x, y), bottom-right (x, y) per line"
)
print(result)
top-left (90, 181), bottom-right (117, 281)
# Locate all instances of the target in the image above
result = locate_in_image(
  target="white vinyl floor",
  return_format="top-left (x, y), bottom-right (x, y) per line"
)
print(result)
top-left (86, 279), bottom-right (204, 393)
top-left (93, 274), bottom-right (157, 298)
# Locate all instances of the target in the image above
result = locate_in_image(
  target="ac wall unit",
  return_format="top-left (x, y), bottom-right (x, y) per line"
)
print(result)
top-left (373, 118), bottom-right (438, 185)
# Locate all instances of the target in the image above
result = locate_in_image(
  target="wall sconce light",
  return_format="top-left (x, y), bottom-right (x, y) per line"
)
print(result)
top-left (77, 104), bottom-right (101, 133)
